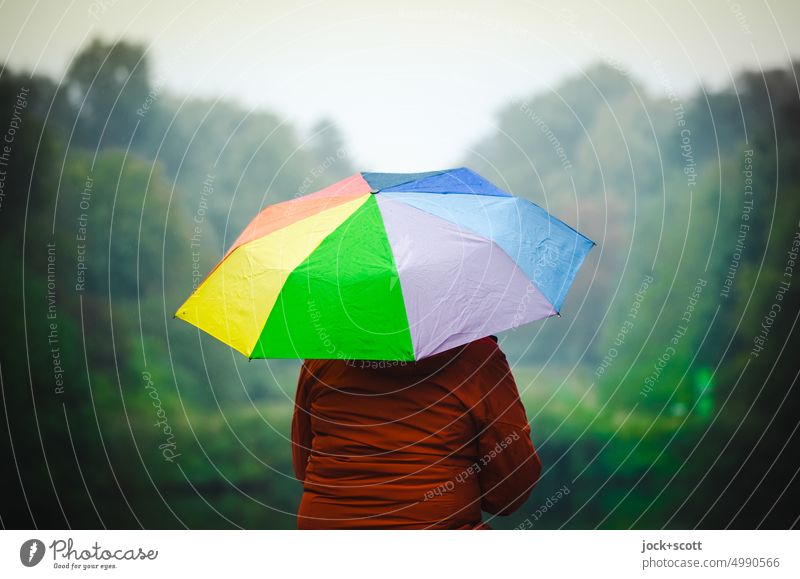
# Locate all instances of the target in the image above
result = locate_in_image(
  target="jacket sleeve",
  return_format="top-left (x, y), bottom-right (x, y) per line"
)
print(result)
top-left (471, 342), bottom-right (542, 515)
top-left (291, 362), bottom-right (315, 483)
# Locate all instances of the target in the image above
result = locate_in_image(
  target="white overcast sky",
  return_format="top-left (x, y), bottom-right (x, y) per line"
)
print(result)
top-left (1, 0), bottom-right (798, 170)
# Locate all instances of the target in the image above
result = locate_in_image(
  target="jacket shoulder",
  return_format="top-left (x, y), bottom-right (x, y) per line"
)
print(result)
top-left (466, 335), bottom-right (504, 358)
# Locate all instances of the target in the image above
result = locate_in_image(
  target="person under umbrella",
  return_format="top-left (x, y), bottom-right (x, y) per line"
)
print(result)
top-left (176, 167), bottom-right (595, 529)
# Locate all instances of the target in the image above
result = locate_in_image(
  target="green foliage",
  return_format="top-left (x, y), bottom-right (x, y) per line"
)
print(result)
top-left (65, 39), bottom-right (151, 149)
top-left (1, 39), bottom-right (797, 529)
top-left (470, 62), bottom-right (800, 528)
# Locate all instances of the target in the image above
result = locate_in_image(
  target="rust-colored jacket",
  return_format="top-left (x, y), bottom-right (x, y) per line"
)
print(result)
top-left (291, 336), bottom-right (541, 529)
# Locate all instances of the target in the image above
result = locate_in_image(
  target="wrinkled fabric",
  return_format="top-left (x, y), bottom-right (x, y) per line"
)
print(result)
top-left (292, 336), bottom-right (541, 529)
top-left (376, 196), bottom-right (557, 358)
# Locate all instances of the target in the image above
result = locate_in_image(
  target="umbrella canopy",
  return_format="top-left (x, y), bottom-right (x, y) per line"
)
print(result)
top-left (175, 167), bottom-right (595, 361)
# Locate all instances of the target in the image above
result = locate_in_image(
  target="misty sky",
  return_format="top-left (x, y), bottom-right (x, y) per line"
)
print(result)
top-left (1, 0), bottom-right (798, 170)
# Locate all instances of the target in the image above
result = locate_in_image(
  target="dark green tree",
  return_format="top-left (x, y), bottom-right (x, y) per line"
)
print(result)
top-left (65, 39), bottom-right (151, 149)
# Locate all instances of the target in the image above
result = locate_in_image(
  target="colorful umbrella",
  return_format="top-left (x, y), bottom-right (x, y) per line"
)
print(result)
top-left (175, 167), bottom-right (595, 361)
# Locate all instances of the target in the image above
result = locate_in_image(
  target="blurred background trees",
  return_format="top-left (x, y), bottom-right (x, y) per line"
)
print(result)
top-left (0, 39), bottom-right (797, 529)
